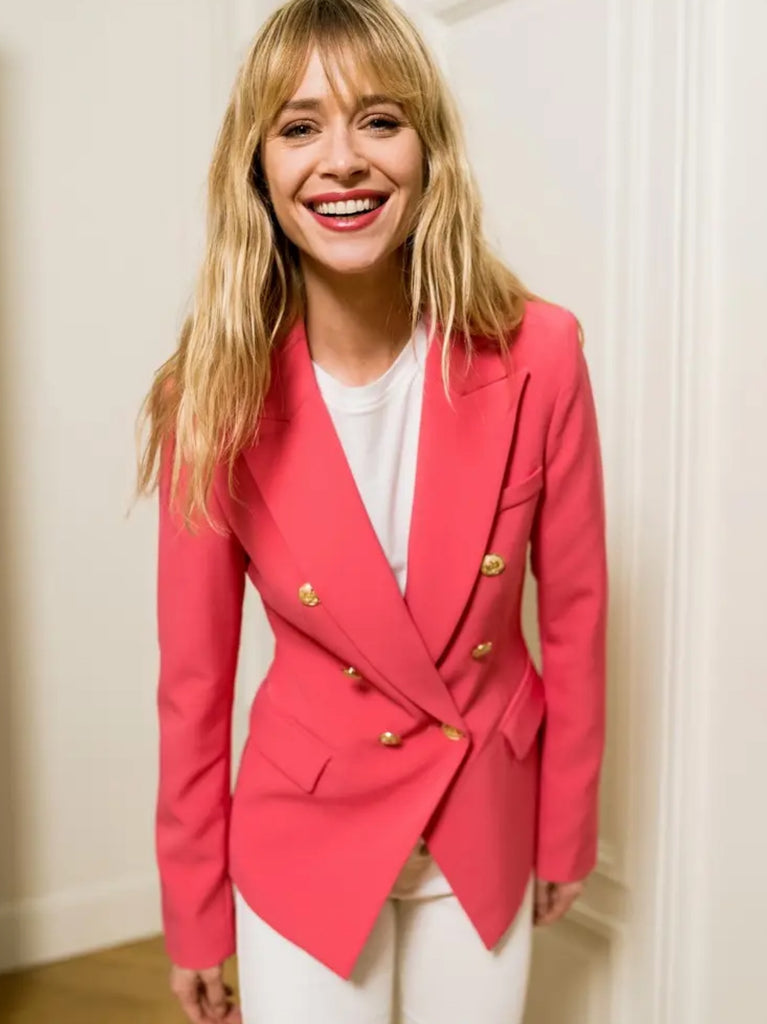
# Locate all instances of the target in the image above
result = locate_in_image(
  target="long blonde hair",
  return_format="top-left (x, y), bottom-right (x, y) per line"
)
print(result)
top-left (133, 0), bottom-right (538, 530)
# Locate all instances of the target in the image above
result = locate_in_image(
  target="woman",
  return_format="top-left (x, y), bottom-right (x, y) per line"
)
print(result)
top-left (135, 0), bottom-right (608, 1021)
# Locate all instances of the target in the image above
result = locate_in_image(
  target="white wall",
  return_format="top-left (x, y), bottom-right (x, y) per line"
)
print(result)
top-left (0, 0), bottom-right (270, 968)
top-left (699, 3), bottom-right (767, 1018)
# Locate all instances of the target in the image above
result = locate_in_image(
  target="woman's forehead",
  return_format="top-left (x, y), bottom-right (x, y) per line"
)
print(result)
top-left (282, 46), bottom-right (381, 105)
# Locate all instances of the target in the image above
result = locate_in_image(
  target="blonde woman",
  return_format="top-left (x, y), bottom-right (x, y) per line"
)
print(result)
top-left (135, 0), bottom-right (608, 1020)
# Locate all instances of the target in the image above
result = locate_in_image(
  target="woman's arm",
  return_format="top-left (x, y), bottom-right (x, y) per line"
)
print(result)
top-left (155, 435), bottom-right (248, 968)
top-left (529, 312), bottom-right (609, 883)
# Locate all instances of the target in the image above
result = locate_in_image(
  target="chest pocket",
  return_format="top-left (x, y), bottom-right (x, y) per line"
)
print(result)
top-left (497, 465), bottom-right (544, 511)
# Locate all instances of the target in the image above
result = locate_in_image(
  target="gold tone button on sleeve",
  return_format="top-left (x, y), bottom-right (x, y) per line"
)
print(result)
top-left (471, 641), bottom-right (494, 659)
top-left (342, 666), bottom-right (362, 680)
top-left (378, 731), bottom-right (402, 746)
top-left (440, 723), bottom-right (465, 741)
top-left (298, 582), bottom-right (320, 606)
top-left (480, 553), bottom-right (506, 576)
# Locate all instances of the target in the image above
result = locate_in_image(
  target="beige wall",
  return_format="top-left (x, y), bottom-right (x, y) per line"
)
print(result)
top-left (700, 3), bottom-right (767, 1017)
top-left (0, 0), bottom-right (271, 966)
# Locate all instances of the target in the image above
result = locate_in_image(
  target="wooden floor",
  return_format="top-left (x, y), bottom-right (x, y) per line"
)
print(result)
top-left (0, 936), bottom-right (240, 1024)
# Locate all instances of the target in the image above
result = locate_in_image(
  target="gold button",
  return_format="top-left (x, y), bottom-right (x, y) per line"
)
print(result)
top-left (481, 553), bottom-right (506, 576)
top-left (342, 666), bottom-right (362, 680)
top-left (471, 641), bottom-right (494, 659)
top-left (441, 723), bottom-right (465, 741)
top-left (378, 731), bottom-right (402, 746)
top-left (298, 582), bottom-right (320, 606)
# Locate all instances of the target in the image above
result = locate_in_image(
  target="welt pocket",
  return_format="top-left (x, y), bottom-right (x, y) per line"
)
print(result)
top-left (249, 689), bottom-right (335, 793)
top-left (497, 465), bottom-right (544, 511)
top-left (497, 659), bottom-right (546, 760)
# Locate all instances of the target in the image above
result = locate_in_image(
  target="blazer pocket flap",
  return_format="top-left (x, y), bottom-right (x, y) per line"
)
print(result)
top-left (498, 662), bottom-right (546, 760)
top-left (498, 465), bottom-right (544, 510)
top-left (250, 691), bottom-right (335, 793)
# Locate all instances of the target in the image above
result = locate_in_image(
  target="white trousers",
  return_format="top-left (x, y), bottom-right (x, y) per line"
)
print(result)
top-left (234, 837), bottom-right (535, 1024)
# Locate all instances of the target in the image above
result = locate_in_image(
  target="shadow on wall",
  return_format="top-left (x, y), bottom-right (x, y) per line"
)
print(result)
top-left (0, 48), bottom-right (28, 1010)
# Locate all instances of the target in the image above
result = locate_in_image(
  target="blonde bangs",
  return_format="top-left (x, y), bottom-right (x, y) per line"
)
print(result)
top-left (251, 1), bottom-right (429, 153)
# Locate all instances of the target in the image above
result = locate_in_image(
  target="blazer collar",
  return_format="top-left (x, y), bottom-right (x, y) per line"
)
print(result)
top-left (259, 315), bottom-right (516, 420)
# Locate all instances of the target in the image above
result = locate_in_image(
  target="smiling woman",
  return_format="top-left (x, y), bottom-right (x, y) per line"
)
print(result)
top-left (135, 0), bottom-right (539, 527)
top-left (134, 0), bottom-right (607, 1022)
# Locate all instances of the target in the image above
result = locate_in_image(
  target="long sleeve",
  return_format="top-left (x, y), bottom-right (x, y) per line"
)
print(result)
top-left (529, 313), bottom-right (609, 882)
top-left (154, 435), bottom-right (248, 967)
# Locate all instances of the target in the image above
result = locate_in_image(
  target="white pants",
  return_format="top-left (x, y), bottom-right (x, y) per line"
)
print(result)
top-left (234, 837), bottom-right (535, 1024)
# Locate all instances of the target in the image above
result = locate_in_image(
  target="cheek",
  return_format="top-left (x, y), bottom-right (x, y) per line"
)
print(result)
top-left (264, 175), bottom-right (306, 244)
top-left (265, 175), bottom-right (293, 213)
top-left (262, 149), bottom-right (302, 211)
top-left (381, 137), bottom-right (423, 197)
top-left (401, 148), bottom-right (425, 197)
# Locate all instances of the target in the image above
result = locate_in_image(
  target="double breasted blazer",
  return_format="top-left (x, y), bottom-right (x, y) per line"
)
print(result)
top-left (154, 298), bottom-right (608, 980)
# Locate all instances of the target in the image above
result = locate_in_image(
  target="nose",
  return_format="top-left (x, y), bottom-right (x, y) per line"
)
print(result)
top-left (317, 124), bottom-right (368, 180)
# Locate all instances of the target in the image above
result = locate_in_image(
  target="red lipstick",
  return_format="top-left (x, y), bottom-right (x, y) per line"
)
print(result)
top-left (303, 190), bottom-right (390, 232)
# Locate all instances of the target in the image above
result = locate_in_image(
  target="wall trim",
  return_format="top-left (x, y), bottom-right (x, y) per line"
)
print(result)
top-left (0, 873), bottom-right (160, 973)
top-left (650, 0), bottom-right (721, 1021)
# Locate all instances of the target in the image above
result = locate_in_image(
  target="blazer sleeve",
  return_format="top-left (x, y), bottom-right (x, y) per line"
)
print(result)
top-left (154, 434), bottom-right (248, 968)
top-left (529, 312), bottom-right (609, 883)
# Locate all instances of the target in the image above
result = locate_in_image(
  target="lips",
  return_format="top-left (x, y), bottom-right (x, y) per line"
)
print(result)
top-left (303, 194), bottom-right (389, 232)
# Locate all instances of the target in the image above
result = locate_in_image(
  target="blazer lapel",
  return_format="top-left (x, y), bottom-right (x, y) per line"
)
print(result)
top-left (404, 326), bottom-right (531, 665)
top-left (241, 317), bottom-right (529, 725)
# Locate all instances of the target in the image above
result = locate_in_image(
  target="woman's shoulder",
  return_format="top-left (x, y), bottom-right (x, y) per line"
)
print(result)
top-left (517, 297), bottom-right (581, 348)
top-left (511, 298), bottom-right (585, 393)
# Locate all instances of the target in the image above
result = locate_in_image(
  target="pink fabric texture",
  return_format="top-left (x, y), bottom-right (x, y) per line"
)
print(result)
top-left (154, 299), bottom-right (608, 979)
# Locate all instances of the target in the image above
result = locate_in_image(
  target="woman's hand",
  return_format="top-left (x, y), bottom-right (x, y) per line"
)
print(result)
top-left (533, 877), bottom-right (585, 926)
top-left (170, 962), bottom-right (242, 1023)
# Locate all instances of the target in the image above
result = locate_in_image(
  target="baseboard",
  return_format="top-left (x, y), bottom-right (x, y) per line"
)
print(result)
top-left (0, 872), bottom-right (162, 973)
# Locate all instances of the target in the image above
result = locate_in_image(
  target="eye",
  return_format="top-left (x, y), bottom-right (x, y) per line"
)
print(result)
top-left (279, 115), bottom-right (403, 141)
top-left (365, 116), bottom-right (401, 132)
top-left (281, 121), bottom-right (315, 139)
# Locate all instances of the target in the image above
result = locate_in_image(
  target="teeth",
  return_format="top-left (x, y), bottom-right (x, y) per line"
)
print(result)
top-left (311, 197), bottom-right (385, 216)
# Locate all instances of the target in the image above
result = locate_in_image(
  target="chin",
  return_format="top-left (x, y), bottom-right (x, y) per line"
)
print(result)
top-left (310, 249), bottom-right (391, 276)
top-left (328, 260), bottom-right (385, 276)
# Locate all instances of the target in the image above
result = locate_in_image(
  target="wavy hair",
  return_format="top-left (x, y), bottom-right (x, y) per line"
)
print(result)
top-left (133, 0), bottom-right (540, 530)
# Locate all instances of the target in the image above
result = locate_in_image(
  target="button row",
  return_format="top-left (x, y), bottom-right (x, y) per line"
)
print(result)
top-left (298, 548), bottom-right (505, 610)
top-left (378, 721), bottom-right (466, 747)
top-left (297, 555), bottom-right (503, 750)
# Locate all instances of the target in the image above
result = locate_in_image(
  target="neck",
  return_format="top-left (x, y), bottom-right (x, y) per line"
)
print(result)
top-left (300, 252), bottom-right (414, 386)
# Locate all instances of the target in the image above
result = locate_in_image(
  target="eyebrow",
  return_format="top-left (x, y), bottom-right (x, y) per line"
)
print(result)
top-left (277, 93), bottom-right (401, 116)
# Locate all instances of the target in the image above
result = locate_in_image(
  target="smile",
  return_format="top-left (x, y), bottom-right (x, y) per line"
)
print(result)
top-left (307, 196), bottom-right (388, 216)
top-left (304, 195), bottom-right (390, 232)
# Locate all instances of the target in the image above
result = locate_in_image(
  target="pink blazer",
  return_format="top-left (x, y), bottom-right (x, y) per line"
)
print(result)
top-left (154, 298), bottom-right (608, 980)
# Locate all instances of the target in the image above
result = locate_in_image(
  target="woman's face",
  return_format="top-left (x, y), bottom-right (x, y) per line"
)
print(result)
top-left (261, 48), bottom-right (424, 278)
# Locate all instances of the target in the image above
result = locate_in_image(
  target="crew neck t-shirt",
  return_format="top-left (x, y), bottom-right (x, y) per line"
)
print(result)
top-left (311, 321), bottom-right (429, 596)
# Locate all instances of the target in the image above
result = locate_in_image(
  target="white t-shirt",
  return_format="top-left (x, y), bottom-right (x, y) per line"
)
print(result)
top-left (311, 321), bottom-right (429, 596)
top-left (311, 320), bottom-right (453, 893)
